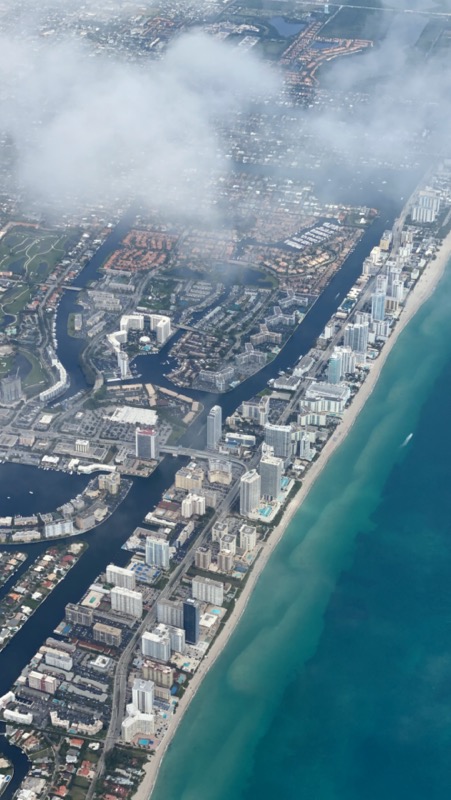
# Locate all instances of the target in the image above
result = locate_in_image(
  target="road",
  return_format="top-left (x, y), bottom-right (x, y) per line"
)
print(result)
top-left (283, 0), bottom-right (451, 15)
top-left (86, 469), bottom-right (242, 798)
top-left (160, 445), bottom-right (246, 468)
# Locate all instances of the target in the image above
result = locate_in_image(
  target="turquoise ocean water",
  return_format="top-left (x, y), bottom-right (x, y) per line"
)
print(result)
top-left (152, 262), bottom-right (451, 800)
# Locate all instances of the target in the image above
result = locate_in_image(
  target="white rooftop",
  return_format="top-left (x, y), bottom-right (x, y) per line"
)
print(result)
top-left (106, 406), bottom-right (158, 426)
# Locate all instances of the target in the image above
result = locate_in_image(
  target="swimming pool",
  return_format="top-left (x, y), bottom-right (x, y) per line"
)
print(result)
top-left (258, 506), bottom-right (272, 517)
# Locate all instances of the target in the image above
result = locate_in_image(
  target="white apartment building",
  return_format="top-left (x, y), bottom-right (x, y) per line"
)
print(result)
top-left (28, 671), bottom-right (58, 695)
top-left (154, 623), bottom-right (186, 654)
top-left (239, 524), bottom-right (257, 552)
top-left (192, 576), bottom-right (224, 606)
top-left (156, 599), bottom-right (184, 628)
top-left (44, 520), bottom-right (74, 538)
top-left (4, 709), bottom-right (33, 725)
top-left (132, 678), bottom-right (154, 714)
top-left (264, 424), bottom-right (292, 459)
top-left (208, 458), bottom-right (233, 486)
top-left (181, 494), bottom-right (206, 519)
top-left (75, 439), bottom-right (90, 454)
top-left (259, 454), bottom-right (283, 501)
top-left (44, 649), bottom-right (73, 671)
top-left (175, 462), bottom-right (204, 491)
top-left (207, 405), bottom-right (222, 450)
top-left (122, 710), bottom-right (155, 743)
top-left (106, 564), bottom-right (136, 591)
top-left (98, 472), bottom-right (121, 495)
top-left (241, 396), bottom-right (270, 426)
top-left (240, 469), bottom-right (261, 516)
top-left (304, 382), bottom-right (351, 415)
top-left (142, 630), bottom-right (171, 662)
top-left (212, 521), bottom-right (228, 543)
top-left (111, 587), bottom-right (143, 618)
top-left (145, 536), bottom-right (170, 570)
top-left (220, 533), bottom-right (237, 555)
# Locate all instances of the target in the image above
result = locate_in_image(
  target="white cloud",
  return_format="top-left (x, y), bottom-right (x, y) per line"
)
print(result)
top-left (0, 30), bottom-right (280, 217)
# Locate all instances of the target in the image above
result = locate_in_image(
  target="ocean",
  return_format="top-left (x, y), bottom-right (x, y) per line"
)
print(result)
top-left (151, 261), bottom-right (451, 800)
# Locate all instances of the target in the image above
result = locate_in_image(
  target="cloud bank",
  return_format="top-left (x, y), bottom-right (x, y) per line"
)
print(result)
top-left (306, 15), bottom-right (451, 170)
top-left (1, 1), bottom-right (450, 220)
top-left (0, 30), bottom-right (279, 218)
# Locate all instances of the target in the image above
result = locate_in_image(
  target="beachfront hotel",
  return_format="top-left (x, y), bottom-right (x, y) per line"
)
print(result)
top-left (240, 470), bottom-right (261, 516)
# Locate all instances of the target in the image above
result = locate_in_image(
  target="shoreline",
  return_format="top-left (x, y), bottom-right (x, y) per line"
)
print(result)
top-left (134, 233), bottom-right (451, 800)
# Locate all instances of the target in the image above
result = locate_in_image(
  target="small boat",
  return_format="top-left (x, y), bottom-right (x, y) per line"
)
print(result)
top-left (401, 433), bottom-right (413, 447)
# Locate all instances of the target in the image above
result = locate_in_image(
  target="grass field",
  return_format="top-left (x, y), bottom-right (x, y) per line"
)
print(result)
top-left (2, 285), bottom-right (32, 315)
top-left (0, 226), bottom-right (78, 323)
top-left (0, 227), bottom-right (70, 281)
top-left (256, 37), bottom-right (290, 60)
top-left (69, 785), bottom-right (88, 800)
top-left (415, 19), bottom-right (451, 54)
top-left (0, 352), bottom-right (14, 378)
top-left (321, 6), bottom-right (394, 40)
top-left (157, 406), bottom-right (187, 443)
top-left (21, 349), bottom-right (48, 391)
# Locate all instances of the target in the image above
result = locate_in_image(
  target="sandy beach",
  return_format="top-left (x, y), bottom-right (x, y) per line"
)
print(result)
top-left (132, 229), bottom-right (451, 800)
